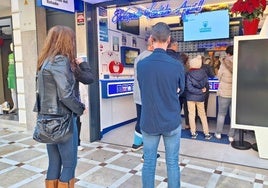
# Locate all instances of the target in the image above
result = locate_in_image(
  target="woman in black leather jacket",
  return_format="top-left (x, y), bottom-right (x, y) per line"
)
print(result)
top-left (35, 25), bottom-right (85, 188)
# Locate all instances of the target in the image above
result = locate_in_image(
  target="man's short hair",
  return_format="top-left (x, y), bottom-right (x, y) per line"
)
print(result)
top-left (151, 22), bottom-right (170, 43)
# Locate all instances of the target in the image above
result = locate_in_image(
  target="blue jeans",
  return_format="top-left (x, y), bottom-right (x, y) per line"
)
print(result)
top-left (46, 116), bottom-right (78, 182)
top-left (141, 126), bottom-right (181, 188)
top-left (135, 104), bottom-right (142, 134)
top-left (133, 104), bottom-right (143, 146)
top-left (216, 96), bottom-right (235, 137)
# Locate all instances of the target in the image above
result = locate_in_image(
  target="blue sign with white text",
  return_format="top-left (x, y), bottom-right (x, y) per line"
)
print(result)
top-left (208, 78), bottom-right (219, 92)
top-left (36, 0), bottom-right (83, 13)
top-left (101, 79), bottom-right (134, 98)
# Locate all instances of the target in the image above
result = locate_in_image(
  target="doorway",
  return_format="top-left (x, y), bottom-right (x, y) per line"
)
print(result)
top-left (0, 17), bottom-right (16, 118)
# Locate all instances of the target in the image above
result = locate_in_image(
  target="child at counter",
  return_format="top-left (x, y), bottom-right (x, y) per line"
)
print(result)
top-left (186, 55), bottom-right (212, 140)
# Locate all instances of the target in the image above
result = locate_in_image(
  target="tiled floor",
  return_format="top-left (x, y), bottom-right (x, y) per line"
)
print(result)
top-left (101, 120), bottom-right (268, 170)
top-left (0, 112), bottom-right (18, 122)
top-left (0, 122), bottom-right (268, 188)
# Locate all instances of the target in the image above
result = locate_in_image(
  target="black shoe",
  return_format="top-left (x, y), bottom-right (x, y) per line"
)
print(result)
top-left (141, 153), bottom-right (160, 163)
top-left (131, 143), bottom-right (143, 152)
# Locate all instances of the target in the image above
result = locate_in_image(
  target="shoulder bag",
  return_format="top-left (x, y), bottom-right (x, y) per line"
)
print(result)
top-left (33, 113), bottom-right (73, 144)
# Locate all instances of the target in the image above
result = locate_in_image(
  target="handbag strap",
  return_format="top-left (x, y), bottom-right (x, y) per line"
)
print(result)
top-left (36, 74), bottom-right (40, 112)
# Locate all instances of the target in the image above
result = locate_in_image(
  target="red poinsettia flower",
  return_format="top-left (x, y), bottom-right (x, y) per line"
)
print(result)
top-left (231, 0), bottom-right (266, 21)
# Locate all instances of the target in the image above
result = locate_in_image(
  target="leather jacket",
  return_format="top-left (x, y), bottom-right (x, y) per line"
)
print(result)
top-left (34, 55), bottom-right (85, 116)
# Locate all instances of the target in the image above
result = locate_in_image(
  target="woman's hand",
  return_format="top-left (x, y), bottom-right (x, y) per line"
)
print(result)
top-left (75, 57), bottom-right (83, 65)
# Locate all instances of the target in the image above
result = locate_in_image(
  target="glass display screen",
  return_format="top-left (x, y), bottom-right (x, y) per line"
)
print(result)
top-left (236, 39), bottom-right (268, 127)
top-left (183, 9), bottom-right (229, 41)
top-left (117, 19), bottom-right (140, 35)
top-left (120, 46), bottom-right (140, 67)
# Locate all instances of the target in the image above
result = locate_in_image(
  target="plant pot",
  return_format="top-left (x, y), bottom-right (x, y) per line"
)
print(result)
top-left (243, 19), bottom-right (260, 35)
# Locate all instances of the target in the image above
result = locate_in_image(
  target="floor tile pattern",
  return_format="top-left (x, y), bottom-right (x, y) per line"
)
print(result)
top-left (0, 128), bottom-right (267, 188)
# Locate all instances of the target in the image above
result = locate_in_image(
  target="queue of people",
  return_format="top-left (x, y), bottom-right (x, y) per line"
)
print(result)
top-left (34, 22), bottom-right (234, 188)
top-left (133, 37), bottom-right (234, 142)
top-left (131, 22), bottom-right (235, 188)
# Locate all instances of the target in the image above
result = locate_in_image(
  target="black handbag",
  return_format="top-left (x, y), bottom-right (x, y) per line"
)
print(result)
top-left (33, 62), bottom-right (73, 144)
top-left (33, 113), bottom-right (73, 144)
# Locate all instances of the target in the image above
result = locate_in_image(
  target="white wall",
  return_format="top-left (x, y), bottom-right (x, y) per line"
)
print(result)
top-left (75, 11), bottom-right (91, 142)
top-left (97, 7), bottom-right (146, 130)
top-left (98, 7), bottom-right (149, 79)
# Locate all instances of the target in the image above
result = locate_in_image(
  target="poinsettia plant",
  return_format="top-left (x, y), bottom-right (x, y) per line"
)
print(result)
top-left (231, 0), bottom-right (266, 21)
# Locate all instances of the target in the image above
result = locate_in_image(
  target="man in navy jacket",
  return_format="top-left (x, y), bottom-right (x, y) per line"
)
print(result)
top-left (137, 22), bottom-right (185, 188)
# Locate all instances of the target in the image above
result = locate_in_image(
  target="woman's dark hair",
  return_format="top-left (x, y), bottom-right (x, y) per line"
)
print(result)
top-left (167, 37), bottom-right (177, 48)
top-left (180, 53), bottom-right (189, 65)
top-left (225, 45), bottom-right (233, 56)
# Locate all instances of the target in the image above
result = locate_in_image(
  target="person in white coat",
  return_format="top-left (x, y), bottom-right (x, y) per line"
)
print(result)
top-left (214, 45), bottom-right (235, 142)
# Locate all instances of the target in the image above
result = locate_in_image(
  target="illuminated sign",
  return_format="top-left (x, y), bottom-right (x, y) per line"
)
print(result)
top-left (41, 0), bottom-right (75, 13)
top-left (101, 79), bottom-right (134, 98)
top-left (112, 0), bottom-right (205, 23)
top-left (208, 78), bottom-right (219, 92)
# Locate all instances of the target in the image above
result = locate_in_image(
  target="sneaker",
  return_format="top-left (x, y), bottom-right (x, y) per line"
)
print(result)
top-left (191, 132), bottom-right (198, 139)
top-left (214, 133), bottom-right (221, 139)
top-left (131, 143), bottom-right (143, 152)
top-left (205, 134), bottom-right (212, 140)
top-left (141, 153), bottom-right (160, 163)
top-left (2, 101), bottom-right (10, 111)
top-left (228, 136), bottom-right (234, 142)
top-left (78, 145), bottom-right (84, 151)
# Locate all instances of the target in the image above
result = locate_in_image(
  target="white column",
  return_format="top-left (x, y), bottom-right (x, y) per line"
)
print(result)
top-left (11, 0), bottom-right (38, 129)
top-left (75, 9), bottom-right (91, 142)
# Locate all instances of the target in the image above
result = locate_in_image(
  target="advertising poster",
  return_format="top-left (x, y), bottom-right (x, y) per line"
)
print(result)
top-left (77, 12), bottom-right (85, 25)
top-left (132, 37), bottom-right (137, 47)
top-left (99, 6), bottom-right (107, 17)
top-left (122, 34), bottom-right (126, 46)
top-left (99, 18), bottom-right (108, 42)
top-left (113, 36), bottom-right (119, 52)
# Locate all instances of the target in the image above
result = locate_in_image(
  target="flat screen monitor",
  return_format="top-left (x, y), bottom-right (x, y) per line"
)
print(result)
top-left (183, 9), bottom-right (229, 41)
top-left (120, 46), bottom-right (140, 67)
top-left (232, 36), bottom-right (268, 129)
top-left (117, 18), bottom-right (140, 35)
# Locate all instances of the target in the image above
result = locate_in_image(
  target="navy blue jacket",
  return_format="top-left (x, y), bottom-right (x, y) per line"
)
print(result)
top-left (137, 48), bottom-right (185, 134)
top-left (201, 64), bottom-right (215, 93)
top-left (166, 49), bottom-right (181, 62)
top-left (186, 68), bottom-right (208, 102)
